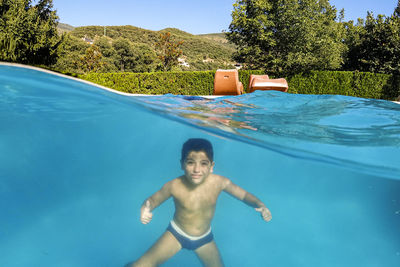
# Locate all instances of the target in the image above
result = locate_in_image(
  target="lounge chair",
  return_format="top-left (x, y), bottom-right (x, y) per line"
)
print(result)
top-left (248, 74), bottom-right (288, 93)
top-left (213, 69), bottom-right (244, 95)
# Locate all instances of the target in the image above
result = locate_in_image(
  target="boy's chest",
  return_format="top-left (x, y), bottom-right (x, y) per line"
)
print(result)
top-left (173, 186), bottom-right (220, 211)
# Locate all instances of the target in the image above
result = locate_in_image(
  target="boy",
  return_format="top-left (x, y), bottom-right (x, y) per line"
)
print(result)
top-left (128, 138), bottom-right (271, 267)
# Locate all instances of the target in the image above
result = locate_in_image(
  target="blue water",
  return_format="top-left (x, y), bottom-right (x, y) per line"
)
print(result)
top-left (1, 64), bottom-right (399, 267)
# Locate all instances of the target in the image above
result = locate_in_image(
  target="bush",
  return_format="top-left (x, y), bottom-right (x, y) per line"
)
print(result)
top-left (78, 70), bottom-right (400, 99)
top-left (288, 71), bottom-right (400, 100)
top-left (79, 70), bottom-right (264, 95)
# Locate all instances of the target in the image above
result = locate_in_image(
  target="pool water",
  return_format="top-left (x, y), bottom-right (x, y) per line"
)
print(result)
top-left (1, 64), bottom-right (399, 267)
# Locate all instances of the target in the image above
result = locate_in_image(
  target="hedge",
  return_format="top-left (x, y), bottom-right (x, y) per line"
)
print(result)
top-left (78, 70), bottom-right (400, 100)
top-left (288, 71), bottom-right (400, 100)
top-left (79, 70), bottom-right (264, 95)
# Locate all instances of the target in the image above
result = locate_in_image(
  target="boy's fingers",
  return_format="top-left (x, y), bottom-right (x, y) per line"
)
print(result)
top-left (255, 207), bottom-right (267, 213)
top-left (263, 213), bottom-right (272, 222)
top-left (142, 214), bottom-right (152, 221)
top-left (255, 207), bottom-right (272, 222)
top-left (140, 213), bottom-right (153, 224)
top-left (141, 217), bottom-right (151, 224)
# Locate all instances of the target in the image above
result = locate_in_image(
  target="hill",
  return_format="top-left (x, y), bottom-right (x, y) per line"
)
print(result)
top-left (57, 23), bottom-right (75, 33)
top-left (67, 25), bottom-right (236, 70)
top-left (197, 33), bottom-right (234, 47)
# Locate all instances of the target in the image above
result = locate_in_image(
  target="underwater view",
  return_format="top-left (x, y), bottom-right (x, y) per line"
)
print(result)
top-left (1, 64), bottom-right (399, 267)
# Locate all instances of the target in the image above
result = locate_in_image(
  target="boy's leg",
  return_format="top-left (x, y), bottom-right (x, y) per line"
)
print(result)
top-left (194, 241), bottom-right (224, 267)
top-left (128, 231), bottom-right (182, 267)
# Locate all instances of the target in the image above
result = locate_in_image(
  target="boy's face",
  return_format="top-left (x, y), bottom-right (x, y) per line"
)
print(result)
top-left (181, 150), bottom-right (214, 186)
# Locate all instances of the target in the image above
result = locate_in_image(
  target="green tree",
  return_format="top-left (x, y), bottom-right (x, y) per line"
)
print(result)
top-left (342, 18), bottom-right (365, 71)
top-left (226, 0), bottom-right (346, 74)
top-left (0, 0), bottom-right (61, 65)
top-left (131, 43), bottom-right (159, 72)
top-left (52, 34), bottom-right (89, 73)
top-left (93, 36), bottom-right (118, 72)
top-left (78, 45), bottom-right (105, 73)
top-left (395, 0), bottom-right (400, 18)
top-left (155, 32), bottom-right (184, 71)
top-left (95, 36), bottom-right (116, 57)
top-left (343, 12), bottom-right (400, 74)
top-left (112, 38), bottom-right (135, 72)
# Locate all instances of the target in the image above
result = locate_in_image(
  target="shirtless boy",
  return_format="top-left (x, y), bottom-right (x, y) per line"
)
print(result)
top-left (128, 138), bottom-right (272, 267)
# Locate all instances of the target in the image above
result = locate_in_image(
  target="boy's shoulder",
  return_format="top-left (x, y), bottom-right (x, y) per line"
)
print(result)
top-left (210, 173), bottom-right (228, 181)
top-left (209, 173), bottom-right (232, 188)
top-left (166, 176), bottom-right (186, 188)
top-left (165, 176), bottom-right (181, 185)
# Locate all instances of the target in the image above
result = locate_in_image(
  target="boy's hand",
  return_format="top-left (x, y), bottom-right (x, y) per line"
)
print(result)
top-left (255, 206), bottom-right (272, 222)
top-left (140, 200), bottom-right (153, 224)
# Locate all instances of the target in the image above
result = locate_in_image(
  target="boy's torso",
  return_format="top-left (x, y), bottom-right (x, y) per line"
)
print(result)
top-left (170, 174), bottom-right (224, 236)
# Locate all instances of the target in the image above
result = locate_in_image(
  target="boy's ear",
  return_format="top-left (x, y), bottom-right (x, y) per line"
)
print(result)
top-left (211, 161), bottom-right (215, 172)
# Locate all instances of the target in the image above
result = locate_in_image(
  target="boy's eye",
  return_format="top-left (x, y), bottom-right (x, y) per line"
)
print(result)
top-left (201, 161), bottom-right (209, 166)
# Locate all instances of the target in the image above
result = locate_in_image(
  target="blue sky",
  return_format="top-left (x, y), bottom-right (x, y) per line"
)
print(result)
top-left (53, 0), bottom-right (398, 34)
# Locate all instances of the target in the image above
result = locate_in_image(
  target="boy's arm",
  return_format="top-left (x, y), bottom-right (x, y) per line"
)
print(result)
top-left (140, 181), bottom-right (173, 224)
top-left (222, 177), bottom-right (272, 222)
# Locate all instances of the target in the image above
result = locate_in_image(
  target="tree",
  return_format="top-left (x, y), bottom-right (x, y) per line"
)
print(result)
top-left (95, 37), bottom-right (158, 73)
top-left (0, 0), bottom-right (61, 65)
top-left (155, 32), bottom-right (184, 71)
top-left (343, 12), bottom-right (400, 74)
top-left (52, 34), bottom-right (89, 73)
top-left (78, 45), bottom-right (105, 73)
top-left (341, 18), bottom-right (365, 71)
top-left (131, 43), bottom-right (159, 72)
top-left (95, 36), bottom-right (116, 58)
top-left (226, 0), bottom-right (346, 74)
top-left (112, 38), bottom-right (135, 72)
top-left (395, 0), bottom-right (400, 18)
top-left (93, 36), bottom-right (118, 72)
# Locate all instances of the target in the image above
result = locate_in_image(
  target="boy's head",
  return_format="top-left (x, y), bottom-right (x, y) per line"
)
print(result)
top-left (181, 138), bottom-right (214, 163)
top-left (181, 138), bottom-right (215, 185)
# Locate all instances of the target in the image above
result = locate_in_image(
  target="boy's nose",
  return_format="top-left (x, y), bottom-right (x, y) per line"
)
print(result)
top-left (193, 164), bottom-right (200, 172)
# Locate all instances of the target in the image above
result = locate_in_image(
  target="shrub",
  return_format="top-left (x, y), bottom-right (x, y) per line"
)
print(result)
top-left (78, 70), bottom-right (400, 99)
top-left (288, 71), bottom-right (399, 100)
top-left (79, 70), bottom-right (264, 95)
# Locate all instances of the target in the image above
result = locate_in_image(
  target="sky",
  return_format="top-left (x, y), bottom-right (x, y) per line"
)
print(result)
top-left (52, 0), bottom-right (398, 34)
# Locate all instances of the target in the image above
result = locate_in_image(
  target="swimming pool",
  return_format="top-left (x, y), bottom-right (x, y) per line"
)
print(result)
top-left (1, 64), bottom-right (399, 266)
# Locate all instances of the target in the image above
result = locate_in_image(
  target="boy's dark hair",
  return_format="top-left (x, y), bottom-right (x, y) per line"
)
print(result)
top-left (181, 138), bottom-right (214, 162)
